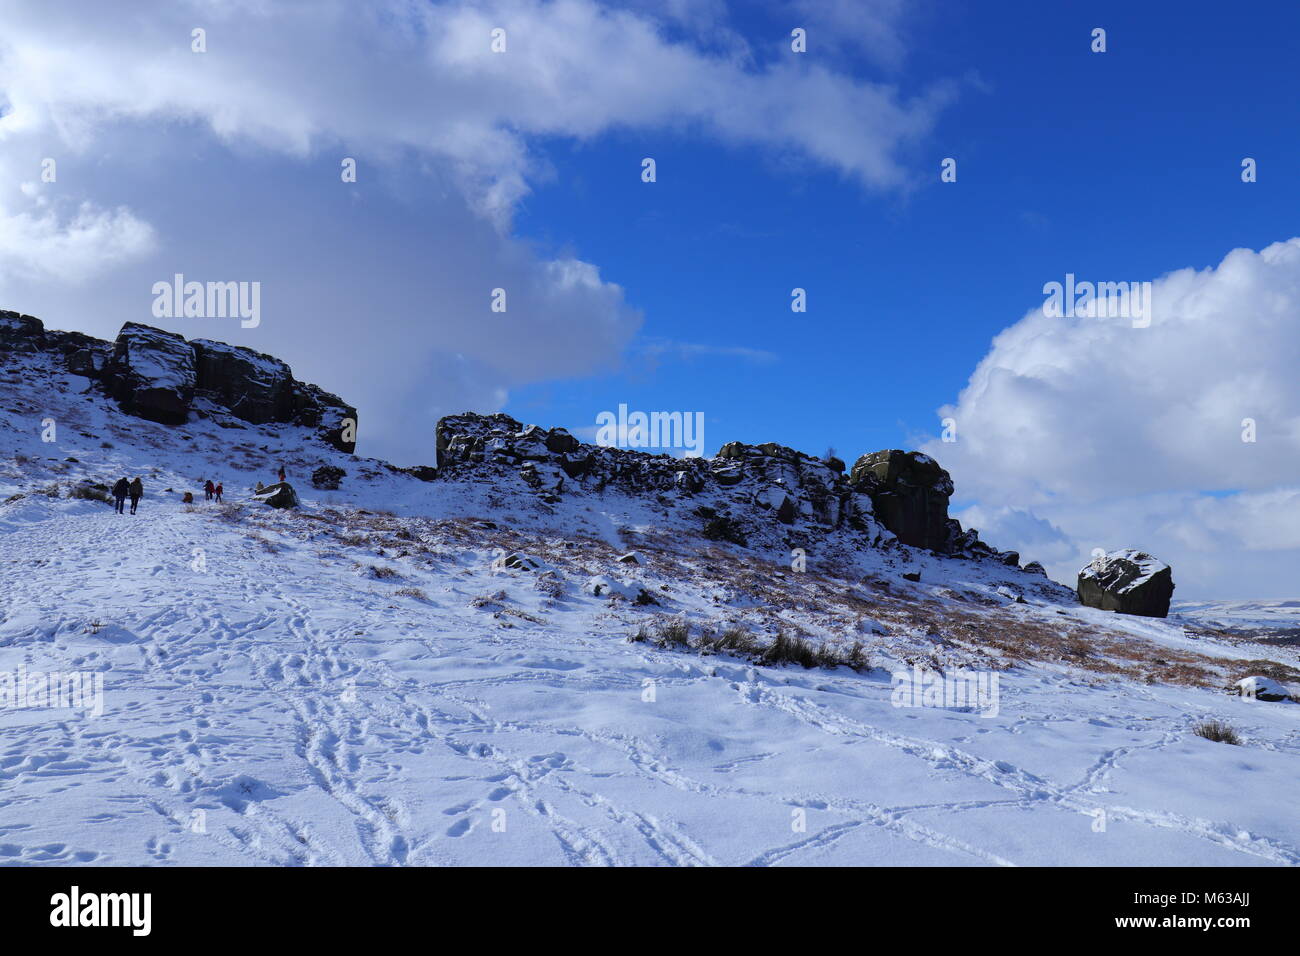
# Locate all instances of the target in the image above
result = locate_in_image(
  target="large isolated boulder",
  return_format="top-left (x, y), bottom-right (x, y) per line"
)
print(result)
top-left (1077, 549), bottom-right (1175, 618)
top-left (191, 339), bottom-right (294, 424)
top-left (251, 481), bottom-right (300, 509)
top-left (849, 450), bottom-right (954, 550)
top-left (101, 323), bottom-right (196, 425)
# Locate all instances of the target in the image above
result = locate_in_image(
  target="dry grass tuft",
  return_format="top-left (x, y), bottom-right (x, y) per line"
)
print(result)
top-left (1192, 720), bottom-right (1241, 745)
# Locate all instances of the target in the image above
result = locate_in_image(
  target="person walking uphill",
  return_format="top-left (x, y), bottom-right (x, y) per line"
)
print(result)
top-left (128, 477), bottom-right (143, 515)
top-left (214, 482), bottom-right (223, 504)
top-left (204, 479), bottom-right (215, 502)
top-left (112, 477), bottom-right (129, 515)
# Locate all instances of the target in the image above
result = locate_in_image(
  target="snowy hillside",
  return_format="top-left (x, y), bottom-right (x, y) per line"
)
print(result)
top-left (2, 324), bottom-right (1299, 866)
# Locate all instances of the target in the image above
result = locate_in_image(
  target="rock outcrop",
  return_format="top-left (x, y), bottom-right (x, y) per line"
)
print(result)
top-left (288, 381), bottom-right (357, 454)
top-left (848, 450), bottom-right (953, 551)
top-left (0, 311), bottom-right (44, 351)
top-left (101, 323), bottom-right (197, 426)
top-left (433, 413), bottom-right (1014, 564)
top-left (435, 413), bottom-right (882, 537)
top-left (1077, 549), bottom-right (1175, 618)
top-left (0, 313), bottom-right (356, 453)
top-left (1, 312), bottom-right (1035, 571)
top-left (1, 311), bottom-right (114, 376)
top-left (191, 338), bottom-right (295, 425)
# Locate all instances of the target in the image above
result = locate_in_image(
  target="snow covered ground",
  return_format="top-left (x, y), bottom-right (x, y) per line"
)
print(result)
top-left (1173, 600), bottom-right (1300, 642)
top-left (2, 353), bottom-right (1298, 866)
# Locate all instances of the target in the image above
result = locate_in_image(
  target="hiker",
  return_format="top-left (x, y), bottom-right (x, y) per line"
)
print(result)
top-left (214, 482), bottom-right (223, 503)
top-left (204, 479), bottom-right (215, 502)
top-left (112, 477), bottom-right (129, 515)
top-left (128, 477), bottom-right (143, 515)
top-left (277, 464), bottom-right (286, 483)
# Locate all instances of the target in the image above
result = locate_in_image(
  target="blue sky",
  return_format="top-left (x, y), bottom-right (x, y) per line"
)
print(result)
top-left (510, 0), bottom-right (1300, 463)
top-left (1, 0), bottom-right (1298, 598)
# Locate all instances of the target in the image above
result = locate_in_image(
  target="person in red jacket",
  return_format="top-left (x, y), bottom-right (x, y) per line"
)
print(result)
top-left (277, 464), bottom-right (286, 483)
top-left (204, 478), bottom-right (215, 501)
top-left (214, 482), bottom-right (223, 503)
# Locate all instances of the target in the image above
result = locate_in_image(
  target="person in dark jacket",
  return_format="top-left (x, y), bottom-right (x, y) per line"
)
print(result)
top-left (214, 482), bottom-right (223, 503)
top-left (277, 464), bottom-right (286, 483)
top-left (112, 477), bottom-right (129, 514)
top-left (204, 479), bottom-right (215, 501)
top-left (128, 477), bottom-right (143, 514)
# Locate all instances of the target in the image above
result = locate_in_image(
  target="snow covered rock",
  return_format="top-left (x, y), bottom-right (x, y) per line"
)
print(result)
top-left (4, 314), bottom-right (357, 453)
top-left (431, 413), bottom-right (1037, 567)
top-left (0, 311), bottom-right (43, 351)
top-left (192, 337), bottom-right (357, 451)
top-left (545, 427), bottom-right (579, 454)
top-left (191, 339), bottom-right (294, 424)
top-left (102, 323), bottom-right (197, 425)
top-left (251, 481), bottom-right (300, 509)
top-left (1235, 676), bottom-right (1290, 702)
top-left (586, 574), bottom-right (655, 604)
top-left (288, 381), bottom-right (357, 454)
top-left (1077, 549), bottom-right (1175, 618)
top-left (755, 486), bottom-right (796, 524)
top-left (66, 347), bottom-right (102, 377)
top-left (498, 552), bottom-right (542, 571)
top-left (2, 312), bottom-right (112, 374)
top-left (849, 449), bottom-right (955, 551)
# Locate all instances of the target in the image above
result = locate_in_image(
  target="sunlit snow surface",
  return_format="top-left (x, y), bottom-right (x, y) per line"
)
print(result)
top-left (1, 353), bottom-right (1297, 866)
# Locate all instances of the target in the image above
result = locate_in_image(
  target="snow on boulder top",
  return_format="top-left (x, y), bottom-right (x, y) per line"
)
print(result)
top-left (1080, 549), bottom-right (1169, 592)
top-left (102, 323), bottom-right (197, 425)
top-left (1077, 549), bottom-right (1175, 618)
top-left (1235, 676), bottom-right (1290, 702)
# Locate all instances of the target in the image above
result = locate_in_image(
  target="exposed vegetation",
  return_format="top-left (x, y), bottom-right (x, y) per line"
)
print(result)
top-left (633, 619), bottom-right (870, 673)
top-left (1192, 720), bottom-right (1241, 745)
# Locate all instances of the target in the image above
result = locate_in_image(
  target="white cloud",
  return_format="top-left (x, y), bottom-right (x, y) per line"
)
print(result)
top-left (787, 0), bottom-right (911, 68)
top-left (0, 199), bottom-right (156, 284)
top-left (929, 240), bottom-right (1300, 599)
top-left (635, 338), bottom-right (779, 367)
top-left (0, 0), bottom-right (943, 217)
top-left (953, 504), bottom-right (1074, 564)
